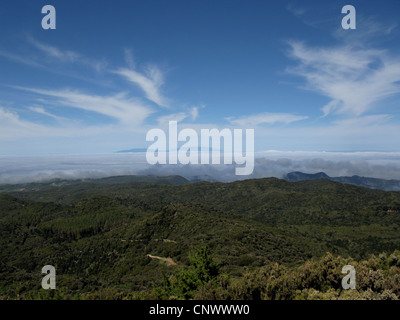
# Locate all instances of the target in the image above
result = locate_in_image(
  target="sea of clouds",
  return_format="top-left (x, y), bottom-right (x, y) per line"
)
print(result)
top-left (1, 151), bottom-right (400, 184)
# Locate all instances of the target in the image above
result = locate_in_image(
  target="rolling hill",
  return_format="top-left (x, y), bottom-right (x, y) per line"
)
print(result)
top-left (1, 175), bottom-right (400, 299)
top-left (285, 171), bottom-right (400, 191)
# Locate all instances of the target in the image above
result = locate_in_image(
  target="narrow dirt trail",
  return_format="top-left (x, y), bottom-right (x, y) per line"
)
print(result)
top-left (147, 254), bottom-right (177, 266)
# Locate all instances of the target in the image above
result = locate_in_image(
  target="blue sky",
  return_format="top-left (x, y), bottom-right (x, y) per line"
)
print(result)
top-left (1, 0), bottom-right (400, 155)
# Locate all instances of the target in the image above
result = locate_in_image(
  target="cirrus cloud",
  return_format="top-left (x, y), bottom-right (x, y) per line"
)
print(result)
top-left (226, 112), bottom-right (308, 127)
top-left (12, 86), bottom-right (154, 126)
top-left (287, 41), bottom-right (400, 117)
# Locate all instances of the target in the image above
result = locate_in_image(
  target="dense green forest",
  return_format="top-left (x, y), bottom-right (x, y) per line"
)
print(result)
top-left (1, 175), bottom-right (400, 300)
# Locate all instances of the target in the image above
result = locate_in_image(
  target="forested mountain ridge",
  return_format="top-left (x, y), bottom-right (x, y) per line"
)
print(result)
top-left (285, 171), bottom-right (400, 191)
top-left (1, 175), bottom-right (400, 299)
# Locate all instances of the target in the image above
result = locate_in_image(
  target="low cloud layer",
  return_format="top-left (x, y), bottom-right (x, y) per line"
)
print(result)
top-left (1, 151), bottom-right (400, 185)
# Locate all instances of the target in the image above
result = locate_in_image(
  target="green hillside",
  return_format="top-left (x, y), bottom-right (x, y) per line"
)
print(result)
top-left (1, 175), bottom-right (400, 300)
top-left (285, 171), bottom-right (400, 191)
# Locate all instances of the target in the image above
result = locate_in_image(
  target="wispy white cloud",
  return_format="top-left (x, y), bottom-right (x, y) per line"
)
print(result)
top-left (0, 105), bottom-right (60, 139)
top-left (286, 3), bottom-right (307, 17)
top-left (114, 65), bottom-right (168, 107)
top-left (156, 104), bottom-right (203, 126)
top-left (0, 105), bottom-right (125, 141)
top-left (250, 116), bottom-right (400, 153)
top-left (226, 112), bottom-right (308, 127)
top-left (333, 114), bottom-right (393, 127)
top-left (124, 48), bottom-right (136, 69)
top-left (0, 50), bottom-right (43, 68)
top-left (27, 37), bottom-right (108, 72)
top-left (285, 2), bottom-right (335, 28)
top-left (287, 41), bottom-right (400, 117)
top-left (14, 86), bottom-right (154, 126)
top-left (333, 15), bottom-right (398, 46)
top-left (27, 37), bottom-right (80, 63)
top-left (321, 100), bottom-right (340, 118)
top-left (0, 106), bottom-right (21, 123)
top-left (190, 106), bottom-right (200, 121)
top-left (28, 106), bottom-right (66, 121)
top-left (157, 112), bottom-right (187, 125)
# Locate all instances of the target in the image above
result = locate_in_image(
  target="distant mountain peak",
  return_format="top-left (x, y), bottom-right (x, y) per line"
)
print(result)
top-left (284, 171), bottom-right (400, 191)
top-left (285, 171), bottom-right (330, 181)
top-left (115, 148), bottom-right (147, 153)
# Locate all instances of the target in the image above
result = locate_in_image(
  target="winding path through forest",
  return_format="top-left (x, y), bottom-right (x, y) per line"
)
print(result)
top-left (147, 254), bottom-right (177, 266)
